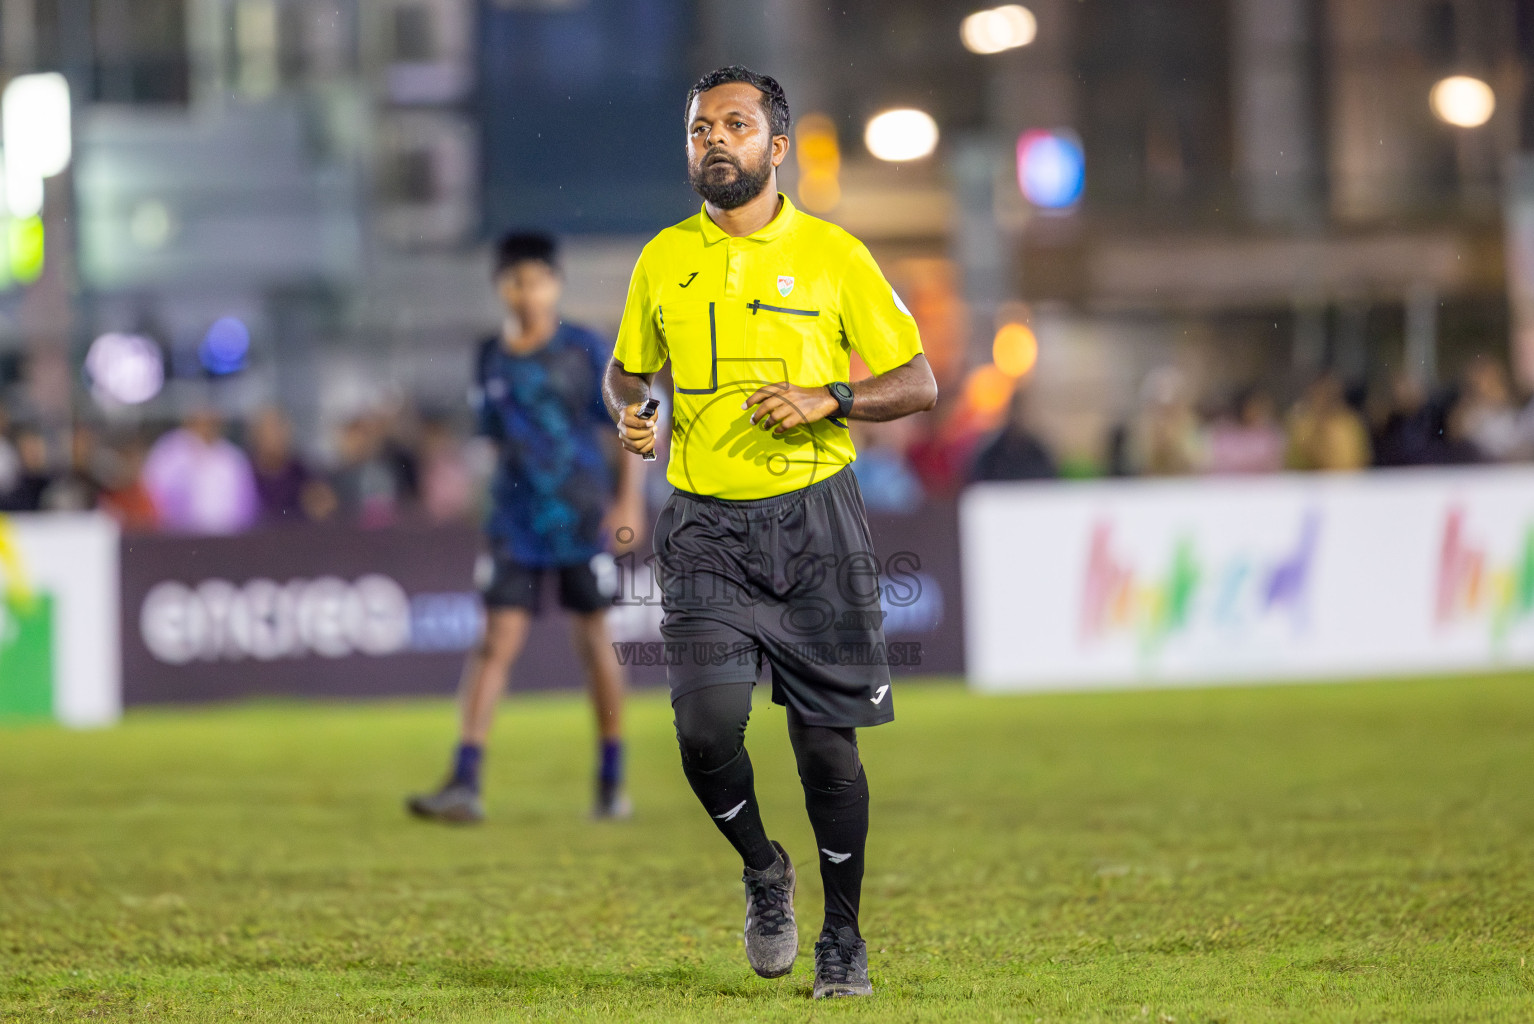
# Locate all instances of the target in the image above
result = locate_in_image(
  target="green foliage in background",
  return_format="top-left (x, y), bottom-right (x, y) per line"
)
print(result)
top-left (3, 677), bottom-right (1533, 1022)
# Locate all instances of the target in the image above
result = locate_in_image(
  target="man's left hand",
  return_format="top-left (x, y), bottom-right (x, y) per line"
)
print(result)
top-left (743, 382), bottom-right (840, 434)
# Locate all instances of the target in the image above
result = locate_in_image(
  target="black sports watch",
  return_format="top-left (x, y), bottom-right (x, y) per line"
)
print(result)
top-left (827, 381), bottom-right (855, 419)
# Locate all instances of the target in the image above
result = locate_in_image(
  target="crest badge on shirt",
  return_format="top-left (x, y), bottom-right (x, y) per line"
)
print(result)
top-left (777, 275), bottom-right (795, 298)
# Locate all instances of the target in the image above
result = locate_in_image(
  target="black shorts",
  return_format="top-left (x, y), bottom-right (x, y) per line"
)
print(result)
top-left (653, 466), bottom-right (894, 729)
top-left (477, 552), bottom-right (617, 615)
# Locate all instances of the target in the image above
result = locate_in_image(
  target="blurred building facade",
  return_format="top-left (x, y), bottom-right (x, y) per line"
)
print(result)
top-left (0, 0), bottom-right (1530, 468)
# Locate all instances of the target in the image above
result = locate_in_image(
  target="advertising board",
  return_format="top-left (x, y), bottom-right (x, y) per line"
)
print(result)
top-left (121, 503), bottom-right (964, 705)
top-left (0, 514), bottom-right (120, 727)
top-left (963, 468), bottom-right (1534, 691)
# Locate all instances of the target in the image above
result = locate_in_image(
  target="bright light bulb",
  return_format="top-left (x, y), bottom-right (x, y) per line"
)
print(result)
top-left (3, 163), bottom-right (43, 220)
top-left (1430, 75), bottom-right (1495, 128)
top-left (964, 363), bottom-right (1016, 416)
top-left (864, 109), bottom-right (939, 162)
top-left (3, 72), bottom-right (71, 220)
top-left (993, 323), bottom-right (1038, 378)
top-left (961, 5), bottom-right (1037, 55)
top-left (86, 332), bottom-right (165, 406)
top-left (3, 73), bottom-right (72, 177)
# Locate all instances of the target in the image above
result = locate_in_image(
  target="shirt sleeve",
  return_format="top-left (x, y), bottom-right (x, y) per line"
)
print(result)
top-left (837, 241), bottom-right (924, 376)
top-left (613, 251), bottom-right (668, 373)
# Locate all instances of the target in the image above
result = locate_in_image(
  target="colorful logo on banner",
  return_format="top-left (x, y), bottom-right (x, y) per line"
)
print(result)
top-left (1435, 507), bottom-right (1534, 649)
top-left (1080, 512), bottom-right (1319, 658)
top-left (0, 516), bottom-right (55, 718)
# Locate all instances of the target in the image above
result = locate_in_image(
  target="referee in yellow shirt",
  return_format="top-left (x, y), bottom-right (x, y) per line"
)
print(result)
top-left (603, 66), bottom-right (937, 999)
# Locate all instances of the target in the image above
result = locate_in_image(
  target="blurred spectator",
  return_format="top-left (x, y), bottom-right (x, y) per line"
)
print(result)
top-left (39, 424), bottom-right (107, 512)
top-left (970, 385), bottom-right (1058, 483)
top-left (418, 415), bottom-right (474, 524)
top-left (0, 405), bottom-right (18, 502)
top-left (1104, 420), bottom-right (1134, 477)
top-left (1205, 388), bottom-right (1285, 474)
top-left (331, 414), bottom-right (404, 527)
top-left (1127, 366), bottom-right (1204, 475)
top-left (909, 366), bottom-right (1011, 495)
top-left (250, 406), bottom-right (336, 525)
top-left (1286, 372), bottom-right (1371, 471)
top-left (1373, 373), bottom-right (1435, 467)
top-left (142, 408), bottom-right (260, 534)
top-left (1, 426), bottom-right (52, 512)
top-left (852, 418), bottom-right (925, 512)
top-left (1458, 356), bottom-right (1528, 462)
top-left (377, 402), bottom-right (423, 509)
top-left (1437, 391), bottom-right (1483, 465)
top-left (97, 433), bottom-right (159, 532)
top-left (907, 419), bottom-right (983, 497)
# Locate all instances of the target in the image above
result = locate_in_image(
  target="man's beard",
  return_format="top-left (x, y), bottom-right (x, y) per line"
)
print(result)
top-left (689, 149), bottom-right (772, 209)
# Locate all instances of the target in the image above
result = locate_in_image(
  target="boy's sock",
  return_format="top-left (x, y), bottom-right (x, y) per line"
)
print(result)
top-left (598, 738), bottom-right (623, 802)
top-left (450, 742), bottom-right (483, 792)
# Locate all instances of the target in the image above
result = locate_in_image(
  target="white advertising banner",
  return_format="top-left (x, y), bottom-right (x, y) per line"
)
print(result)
top-left (0, 513), bottom-right (121, 726)
top-left (962, 468), bottom-right (1534, 691)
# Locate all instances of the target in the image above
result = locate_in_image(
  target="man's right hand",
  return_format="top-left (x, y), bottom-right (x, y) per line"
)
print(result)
top-left (618, 401), bottom-right (658, 458)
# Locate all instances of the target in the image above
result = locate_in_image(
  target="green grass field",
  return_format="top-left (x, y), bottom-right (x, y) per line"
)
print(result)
top-left (4, 676), bottom-right (1534, 1022)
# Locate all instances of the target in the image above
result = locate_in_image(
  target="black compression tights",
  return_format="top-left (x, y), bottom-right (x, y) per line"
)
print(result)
top-left (673, 682), bottom-right (870, 936)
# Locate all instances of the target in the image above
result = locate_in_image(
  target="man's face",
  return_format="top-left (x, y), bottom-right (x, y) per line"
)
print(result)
top-left (686, 82), bottom-right (786, 210)
top-left (497, 260), bottom-right (562, 323)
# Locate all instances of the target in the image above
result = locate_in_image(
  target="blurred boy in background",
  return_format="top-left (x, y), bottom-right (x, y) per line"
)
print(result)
top-left (407, 232), bottom-right (644, 824)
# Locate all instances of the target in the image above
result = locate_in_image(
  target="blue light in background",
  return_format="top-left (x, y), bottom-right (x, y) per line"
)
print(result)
top-left (1017, 130), bottom-right (1085, 210)
top-left (200, 316), bottom-right (250, 375)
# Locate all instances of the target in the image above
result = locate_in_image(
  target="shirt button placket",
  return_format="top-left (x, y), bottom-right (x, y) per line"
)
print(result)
top-left (725, 240), bottom-right (742, 298)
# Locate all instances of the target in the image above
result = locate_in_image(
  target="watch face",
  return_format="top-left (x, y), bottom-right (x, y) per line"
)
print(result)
top-left (830, 381), bottom-right (854, 417)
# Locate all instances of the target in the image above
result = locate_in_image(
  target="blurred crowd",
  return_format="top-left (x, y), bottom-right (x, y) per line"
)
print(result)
top-left (0, 401), bottom-right (479, 534)
top-left (852, 352), bottom-right (1534, 511)
top-left (1, 352), bottom-right (1531, 531)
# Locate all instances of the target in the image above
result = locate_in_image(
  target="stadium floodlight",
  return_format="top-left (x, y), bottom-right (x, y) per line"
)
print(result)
top-left (865, 109), bottom-right (939, 162)
top-left (2, 72), bottom-right (71, 220)
top-left (1430, 75), bottom-right (1495, 128)
top-left (961, 5), bottom-right (1037, 55)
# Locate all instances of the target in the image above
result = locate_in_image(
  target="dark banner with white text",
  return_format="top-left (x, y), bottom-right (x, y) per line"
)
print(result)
top-left (120, 505), bottom-right (963, 705)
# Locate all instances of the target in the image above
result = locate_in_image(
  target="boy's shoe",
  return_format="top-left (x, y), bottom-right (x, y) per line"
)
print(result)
top-left (742, 840), bottom-right (797, 978)
top-left (405, 782), bottom-right (484, 824)
top-left (812, 926), bottom-right (872, 998)
top-left (591, 789), bottom-right (633, 820)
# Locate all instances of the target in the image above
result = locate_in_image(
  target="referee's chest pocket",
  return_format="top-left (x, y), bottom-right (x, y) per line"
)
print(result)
top-left (660, 300), bottom-right (716, 393)
top-left (745, 302), bottom-right (838, 383)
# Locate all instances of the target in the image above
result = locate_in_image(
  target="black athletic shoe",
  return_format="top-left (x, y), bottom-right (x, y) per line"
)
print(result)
top-left (813, 926), bottom-right (872, 999)
top-left (405, 782), bottom-right (484, 824)
top-left (741, 840), bottom-right (797, 978)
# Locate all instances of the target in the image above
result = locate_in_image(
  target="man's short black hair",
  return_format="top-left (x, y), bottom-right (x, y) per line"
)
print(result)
top-left (686, 65), bottom-right (791, 139)
top-left (494, 231), bottom-right (558, 277)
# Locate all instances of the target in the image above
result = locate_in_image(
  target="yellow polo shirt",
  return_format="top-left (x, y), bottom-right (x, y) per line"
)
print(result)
top-left (614, 194), bottom-right (924, 499)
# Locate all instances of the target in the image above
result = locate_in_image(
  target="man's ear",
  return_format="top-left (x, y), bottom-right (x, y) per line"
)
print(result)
top-left (771, 133), bottom-right (790, 168)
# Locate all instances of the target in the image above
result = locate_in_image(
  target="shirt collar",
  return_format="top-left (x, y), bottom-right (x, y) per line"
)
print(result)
top-left (697, 192), bottom-right (798, 246)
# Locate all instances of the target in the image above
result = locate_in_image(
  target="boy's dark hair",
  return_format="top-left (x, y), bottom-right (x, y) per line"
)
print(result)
top-left (685, 65), bottom-right (791, 139)
top-left (493, 232), bottom-right (558, 278)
